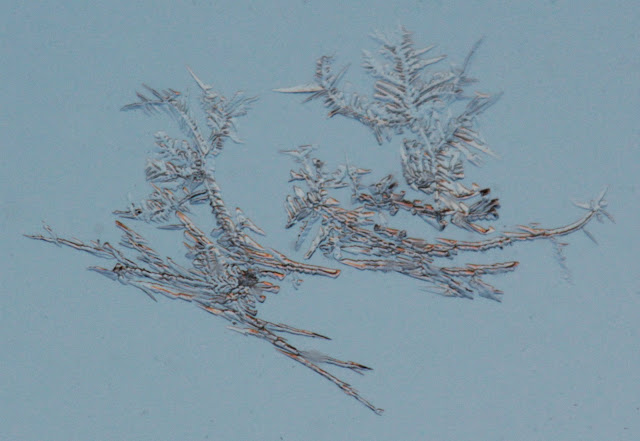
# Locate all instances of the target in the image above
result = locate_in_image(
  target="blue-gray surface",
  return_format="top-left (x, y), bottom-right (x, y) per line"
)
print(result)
top-left (2, 1), bottom-right (639, 439)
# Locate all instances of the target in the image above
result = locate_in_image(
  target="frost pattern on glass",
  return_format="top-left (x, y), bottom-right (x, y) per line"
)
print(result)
top-left (277, 27), bottom-right (613, 301)
top-left (27, 69), bottom-right (383, 414)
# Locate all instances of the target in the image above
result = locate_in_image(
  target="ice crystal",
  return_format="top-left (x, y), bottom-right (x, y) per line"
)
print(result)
top-left (277, 27), bottom-right (613, 301)
top-left (26, 27), bottom-right (613, 416)
top-left (27, 69), bottom-right (383, 414)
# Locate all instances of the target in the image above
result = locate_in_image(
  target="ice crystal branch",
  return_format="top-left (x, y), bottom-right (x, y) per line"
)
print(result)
top-left (27, 70), bottom-right (383, 414)
top-left (281, 146), bottom-right (611, 301)
top-left (277, 27), bottom-right (503, 232)
top-left (278, 27), bottom-right (613, 300)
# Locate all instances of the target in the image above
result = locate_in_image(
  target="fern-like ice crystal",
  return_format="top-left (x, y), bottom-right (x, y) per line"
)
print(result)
top-left (27, 69), bottom-right (383, 414)
top-left (277, 27), bottom-right (612, 301)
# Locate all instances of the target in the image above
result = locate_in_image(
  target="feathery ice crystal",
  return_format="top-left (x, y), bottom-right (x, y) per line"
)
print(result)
top-left (27, 28), bottom-right (612, 416)
top-left (27, 68), bottom-right (383, 414)
top-left (276, 27), bottom-right (613, 301)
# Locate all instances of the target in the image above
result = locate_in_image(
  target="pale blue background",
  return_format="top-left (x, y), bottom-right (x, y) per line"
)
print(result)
top-left (2, 1), bottom-right (639, 440)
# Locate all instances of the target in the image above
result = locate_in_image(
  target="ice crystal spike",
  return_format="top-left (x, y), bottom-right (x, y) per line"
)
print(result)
top-left (27, 70), bottom-right (383, 415)
top-left (279, 27), bottom-right (611, 301)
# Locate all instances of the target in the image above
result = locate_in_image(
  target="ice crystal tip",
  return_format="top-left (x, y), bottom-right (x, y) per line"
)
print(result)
top-left (274, 84), bottom-right (324, 93)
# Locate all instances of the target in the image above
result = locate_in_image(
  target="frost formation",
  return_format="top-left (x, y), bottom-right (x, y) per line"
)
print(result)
top-left (27, 27), bottom-right (612, 416)
top-left (277, 27), bottom-right (612, 301)
top-left (27, 68), bottom-right (382, 414)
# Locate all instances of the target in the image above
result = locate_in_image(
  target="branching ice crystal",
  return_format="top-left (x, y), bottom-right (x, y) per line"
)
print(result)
top-left (26, 28), bottom-right (614, 416)
top-left (27, 69), bottom-right (383, 414)
top-left (277, 27), bottom-right (613, 301)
